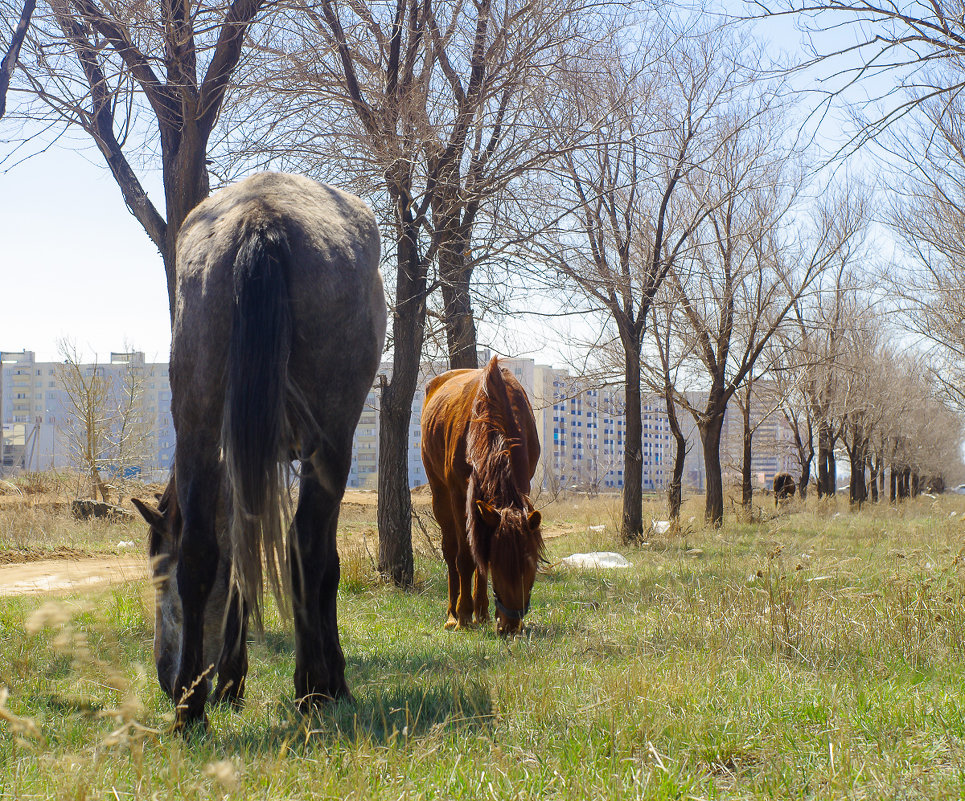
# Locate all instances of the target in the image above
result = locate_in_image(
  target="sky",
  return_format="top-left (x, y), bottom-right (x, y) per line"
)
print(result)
top-left (1, 143), bottom-right (171, 363)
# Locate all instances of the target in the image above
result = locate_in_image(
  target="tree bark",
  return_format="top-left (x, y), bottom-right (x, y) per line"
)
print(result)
top-left (741, 397), bottom-right (753, 510)
top-left (847, 439), bottom-right (866, 507)
top-left (665, 389), bottom-right (686, 521)
top-left (699, 406), bottom-right (726, 527)
top-left (621, 338), bottom-right (644, 543)
top-left (890, 465), bottom-right (897, 502)
top-left (868, 455), bottom-right (878, 503)
top-left (438, 229), bottom-right (479, 370)
top-left (376, 215), bottom-right (427, 587)
top-left (159, 121), bottom-right (210, 316)
top-left (799, 456), bottom-right (811, 499)
top-left (817, 421), bottom-right (835, 497)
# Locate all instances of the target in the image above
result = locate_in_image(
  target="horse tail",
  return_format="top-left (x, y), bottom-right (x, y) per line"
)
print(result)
top-left (223, 219), bottom-right (293, 626)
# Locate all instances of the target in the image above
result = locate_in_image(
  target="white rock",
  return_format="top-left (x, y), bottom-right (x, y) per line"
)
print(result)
top-left (587, 524), bottom-right (606, 533)
top-left (651, 520), bottom-right (671, 535)
top-left (559, 551), bottom-right (632, 570)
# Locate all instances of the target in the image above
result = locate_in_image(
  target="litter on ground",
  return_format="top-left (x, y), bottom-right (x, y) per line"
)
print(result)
top-left (558, 552), bottom-right (632, 570)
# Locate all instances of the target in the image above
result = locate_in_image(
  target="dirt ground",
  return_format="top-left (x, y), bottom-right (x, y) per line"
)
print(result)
top-left (0, 556), bottom-right (145, 597)
top-left (0, 485), bottom-right (571, 597)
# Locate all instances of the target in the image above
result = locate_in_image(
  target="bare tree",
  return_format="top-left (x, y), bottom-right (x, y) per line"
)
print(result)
top-left (227, 0), bottom-right (608, 583)
top-left (754, 0), bottom-right (965, 147)
top-left (57, 342), bottom-right (151, 500)
top-left (885, 93), bottom-right (965, 410)
top-left (523, 25), bottom-right (744, 542)
top-left (58, 341), bottom-right (112, 500)
top-left (667, 145), bottom-right (866, 525)
top-left (3, 0), bottom-right (270, 314)
top-left (766, 330), bottom-right (816, 496)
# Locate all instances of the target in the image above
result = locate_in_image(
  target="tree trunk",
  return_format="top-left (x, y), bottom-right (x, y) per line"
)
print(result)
top-left (890, 466), bottom-right (897, 502)
top-left (437, 220), bottom-right (479, 371)
top-left (848, 442), bottom-right (866, 507)
top-left (799, 456), bottom-right (811, 499)
top-left (377, 219), bottom-right (428, 587)
top-left (160, 123), bottom-right (211, 318)
top-left (911, 472), bottom-right (920, 498)
top-left (699, 407), bottom-right (726, 527)
top-left (741, 398), bottom-right (753, 510)
top-left (665, 389), bottom-right (686, 521)
top-left (621, 340), bottom-right (644, 543)
top-left (868, 455), bottom-right (879, 503)
top-left (817, 421), bottom-right (832, 498)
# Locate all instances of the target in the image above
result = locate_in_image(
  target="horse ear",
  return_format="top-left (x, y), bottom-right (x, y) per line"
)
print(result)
top-left (475, 499), bottom-right (500, 527)
top-left (527, 510), bottom-right (542, 532)
top-left (132, 497), bottom-right (165, 529)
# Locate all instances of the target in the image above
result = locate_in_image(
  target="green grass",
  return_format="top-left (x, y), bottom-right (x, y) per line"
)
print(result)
top-left (2, 494), bottom-right (965, 798)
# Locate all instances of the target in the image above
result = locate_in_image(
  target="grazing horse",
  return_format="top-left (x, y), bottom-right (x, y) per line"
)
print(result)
top-left (132, 172), bottom-right (386, 729)
top-left (421, 357), bottom-right (543, 636)
top-left (773, 472), bottom-right (796, 506)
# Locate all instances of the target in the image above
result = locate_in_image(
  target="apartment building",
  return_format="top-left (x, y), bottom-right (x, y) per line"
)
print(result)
top-left (1, 350), bottom-right (174, 478)
top-left (2, 349), bottom-right (793, 491)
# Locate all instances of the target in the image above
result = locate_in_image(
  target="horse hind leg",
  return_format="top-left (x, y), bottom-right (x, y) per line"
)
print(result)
top-left (213, 588), bottom-right (248, 707)
top-left (291, 456), bottom-right (351, 710)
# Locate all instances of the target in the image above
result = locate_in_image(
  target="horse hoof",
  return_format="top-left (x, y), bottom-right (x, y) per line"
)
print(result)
top-left (444, 616), bottom-right (459, 630)
top-left (297, 687), bottom-right (353, 714)
top-left (173, 710), bottom-right (209, 736)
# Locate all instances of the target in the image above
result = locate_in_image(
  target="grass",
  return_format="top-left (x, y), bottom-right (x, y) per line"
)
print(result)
top-left (1, 490), bottom-right (965, 798)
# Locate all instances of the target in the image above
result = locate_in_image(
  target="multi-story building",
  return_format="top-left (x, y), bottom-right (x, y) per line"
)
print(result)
top-left (1, 350), bottom-right (174, 479)
top-left (2, 349), bottom-right (793, 492)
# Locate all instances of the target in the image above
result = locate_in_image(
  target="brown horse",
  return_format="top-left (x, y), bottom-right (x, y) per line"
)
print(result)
top-left (773, 472), bottom-right (796, 506)
top-left (421, 357), bottom-right (543, 635)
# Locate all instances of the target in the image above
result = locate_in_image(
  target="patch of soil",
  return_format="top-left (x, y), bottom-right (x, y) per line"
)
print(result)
top-left (0, 546), bottom-right (94, 565)
top-left (0, 556), bottom-right (145, 597)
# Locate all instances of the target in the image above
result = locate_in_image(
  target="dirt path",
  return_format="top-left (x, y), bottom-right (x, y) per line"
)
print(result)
top-left (0, 557), bottom-right (146, 597)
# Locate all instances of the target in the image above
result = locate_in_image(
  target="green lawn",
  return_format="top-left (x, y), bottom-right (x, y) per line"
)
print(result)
top-left (1, 494), bottom-right (964, 799)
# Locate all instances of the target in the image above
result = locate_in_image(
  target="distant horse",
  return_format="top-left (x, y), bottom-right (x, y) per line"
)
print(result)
top-left (132, 172), bottom-right (386, 729)
top-left (773, 472), bottom-right (796, 506)
top-left (421, 357), bottom-right (543, 635)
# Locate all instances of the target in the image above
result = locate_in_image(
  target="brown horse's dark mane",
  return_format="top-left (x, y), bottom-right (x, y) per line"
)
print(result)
top-left (466, 359), bottom-right (543, 570)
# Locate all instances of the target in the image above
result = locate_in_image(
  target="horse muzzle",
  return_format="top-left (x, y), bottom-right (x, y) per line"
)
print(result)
top-left (493, 593), bottom-right (529, 635)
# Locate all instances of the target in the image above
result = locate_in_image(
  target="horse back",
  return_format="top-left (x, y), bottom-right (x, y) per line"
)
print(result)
top-left (172, 172), bottom-right (384, 418)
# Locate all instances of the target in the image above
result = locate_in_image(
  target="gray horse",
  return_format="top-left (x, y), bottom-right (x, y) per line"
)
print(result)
top-left (133, 172), bottom-right (386, 729)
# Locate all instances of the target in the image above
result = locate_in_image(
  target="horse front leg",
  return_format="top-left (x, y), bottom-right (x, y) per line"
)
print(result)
top-left (172, 465), bottom-right (221, 730)
top-left (291, 460), bottom-right (350, 710)
top-left (473, 566), bottom-right (489, 625)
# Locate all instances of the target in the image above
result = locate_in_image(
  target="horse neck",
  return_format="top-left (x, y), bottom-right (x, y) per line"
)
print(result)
top-left (469, 425), bottom-right (527, 510)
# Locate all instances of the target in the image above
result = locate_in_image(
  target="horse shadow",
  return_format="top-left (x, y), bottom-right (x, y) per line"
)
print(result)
top-left (198, 643), bottom-right (495, 752)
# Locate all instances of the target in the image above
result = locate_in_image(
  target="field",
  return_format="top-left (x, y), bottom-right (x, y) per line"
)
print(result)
top-left (1, 479), bottom-right (964, 799)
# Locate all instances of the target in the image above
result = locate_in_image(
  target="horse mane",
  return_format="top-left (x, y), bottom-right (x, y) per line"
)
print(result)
top-left (466, 357), bottom-right (543, 568)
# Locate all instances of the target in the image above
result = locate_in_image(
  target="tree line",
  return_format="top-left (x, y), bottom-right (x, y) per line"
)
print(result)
top-left (3, 0), bottom-right (965, 583)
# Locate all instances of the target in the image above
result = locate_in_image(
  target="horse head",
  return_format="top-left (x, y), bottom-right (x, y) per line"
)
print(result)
top-left (132, 480), bottom-right (234, 702)
top-left (472, 498), bottom-right (543, 636)
top-left (132, 484), bottom-right (182, 699)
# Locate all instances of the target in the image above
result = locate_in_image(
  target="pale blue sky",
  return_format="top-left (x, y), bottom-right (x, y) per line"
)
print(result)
top-left (1, 143), bottom-right (171, 363)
